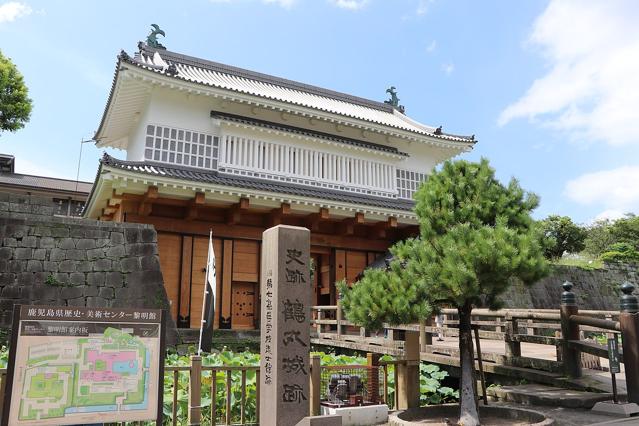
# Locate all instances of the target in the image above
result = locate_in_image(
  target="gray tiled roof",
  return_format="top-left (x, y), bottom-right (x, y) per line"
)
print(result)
top-left (0, 173), bottom-right (92, 195)
top-left (100, 154), bottom-right (416, 211)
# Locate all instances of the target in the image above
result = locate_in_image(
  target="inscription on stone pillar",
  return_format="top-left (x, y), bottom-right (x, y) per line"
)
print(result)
top-left (260, 225), bottom-right (311, 426)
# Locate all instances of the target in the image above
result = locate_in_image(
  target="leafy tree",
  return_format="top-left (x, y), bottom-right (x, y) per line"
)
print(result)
top-left (338, 158), bottom-right (548, 426)
top-left (584, 219), bottom-right (615, 257)
top-left (600, 242), bottom-right (639, 263)
top-left (610, 214), bottom-right (639, 249)
top-left (539, 215), bottom-right (587, 259)
top-left (0, 49), bottom-right (32, 133)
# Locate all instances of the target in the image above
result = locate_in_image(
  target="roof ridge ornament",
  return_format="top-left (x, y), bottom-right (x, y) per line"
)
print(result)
top-left (384, 86), bottom-right (405, 113)
top-left (146, 24), bottom-right (166, 50)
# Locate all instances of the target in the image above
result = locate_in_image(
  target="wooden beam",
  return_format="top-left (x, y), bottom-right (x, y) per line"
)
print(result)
top-left (306, 207), bottom-right (329, 232)
top-left (374, 216), bottom-right (398, 239)
top-left (226, 197), bottom-right (250, 225)
top-left (185, 192), bottom-right (206, 221)
top-left (340, 212), bottom-right (365, 235)
top-left (137, 186), bottom-right (159, 216)
top-left (266, 202), bottom-right (291, 227)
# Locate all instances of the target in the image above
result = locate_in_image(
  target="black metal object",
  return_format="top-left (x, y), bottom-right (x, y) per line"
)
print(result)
top-left (561, 281), bottom-right (576, 306)
top-left (620, 282), bottom-right (638, 313)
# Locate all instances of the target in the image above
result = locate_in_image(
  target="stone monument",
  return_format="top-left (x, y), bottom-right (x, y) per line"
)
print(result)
top-left (260, 225), bottom-right (311, 426)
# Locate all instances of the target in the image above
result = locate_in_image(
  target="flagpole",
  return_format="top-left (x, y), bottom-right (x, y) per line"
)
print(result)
top-left (197, 229), bottom-right (213, 355)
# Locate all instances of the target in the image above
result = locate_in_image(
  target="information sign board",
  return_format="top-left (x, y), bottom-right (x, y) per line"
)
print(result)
top-left (1, 305), bottom-right (165, 426)
top-left (607, 336), bottom-right (621, 374)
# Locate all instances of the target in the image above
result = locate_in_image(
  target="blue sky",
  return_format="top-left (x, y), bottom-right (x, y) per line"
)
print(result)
top-left (1, 0), bottom-right (638, 223)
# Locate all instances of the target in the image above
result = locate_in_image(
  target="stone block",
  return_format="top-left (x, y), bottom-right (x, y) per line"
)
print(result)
top-left (5, 225), bottom-right (29, 238)
top-left (58, 260), bottom-right (76, 273)
top-left (67, 249), bottom-right (86, 261)
top-left (140, 228), bottom-right (157, 243)
top-left (110, 232), bottom-right (125, 245)
top-left (120, 257), bottom-right (140, 273)
top-left (14, 247), bottom-right (32, 259)
top-left (124, 228), bottom-right (140, 244)
top-left (0, 259), bottom-right (6, 272)
top-left (296, 416), bottom-right (342, 426)
top-left (86, 229), bottom-right (110, 239)
top-left (67, 297), bottom-right (86, 306)
top-left (126, 243), bottom-right (156, 257)
top-left (76, 261), bottom-right (93, 273)
top-left (95, 238), bottom-right (110, 248)
top-left (17, 272), bottom-right (34, 286)
top-left (106, 272), bottom-right (124, 288)
top-left (76, 239), bottom-right (96, 250)
top-left (3, 238), bottom-right (17, 247)
top-left (94, 258), bottom-right (112, 272)
top-left (70, 228), bottom-right (87, 238)
top-left (126, 270), bottom-right (163, 287)
top-left (9, 202), bottom-right (30, 213)
top-left (57, 238), bottom-right (76, 249)
top-left (0, 247), bottom-right (13, 260)
top-left (86, 248), bottom-right (105, 260)
top-left (50, 248), bottom-right (66, 261)
top-left (39, 236), bottom-right (55, 248)
top-left (20, 236), bottom-right (38, 248)
top-left (99, 287), bottom-right (114, 299)
top-left (54, 273), bottom-right (70, 285)
top-left (8, 260), bottom-right (24, 273)
top-left (87, 272), bottom-right (106, 287)
top-left (0, 273), bottom-right (15, 286)
top-left (2, 285), bottom-right (21, 298)
top-left (61, 286), bottom-right (84, 299)
top-left (43, 261), bottom-right (58, 272)
top-left (69, 272), bottom-right (86, 286)
top-left (32, 248), bottom-right (46, 260)
top-left (50, 226), bottom-right (70, 238)
top-left (106, 245), bottom-right (125, 258)
top-left (84, 286), bottom-right (99, 297)
top-left (26, 260), bottom-right (43, 272)
top-left (140, 255), bottom-right (160, 271)
top-left (33, 272), bottom-right (48, 285)
top-left (86, 296), bottom-right (107, 308)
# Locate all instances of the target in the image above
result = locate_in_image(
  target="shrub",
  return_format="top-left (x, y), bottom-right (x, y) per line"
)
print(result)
top-left (600, 242), bottom-right (639, 263)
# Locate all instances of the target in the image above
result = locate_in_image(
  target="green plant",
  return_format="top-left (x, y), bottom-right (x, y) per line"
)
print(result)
top-left (0, 49), bottom-right (32, 133)
top-left (538, 215), bottom-right (587, 259)
top-left (45, 274), bottom-right (63, 286)
top-left (339, 158), bottom-right (548, 426)
top-left (601, 242), bottom-right (639, 263)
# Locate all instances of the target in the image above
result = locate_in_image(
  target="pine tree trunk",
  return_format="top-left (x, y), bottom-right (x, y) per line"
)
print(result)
top-left (458, 303), bottom-right (480, 426)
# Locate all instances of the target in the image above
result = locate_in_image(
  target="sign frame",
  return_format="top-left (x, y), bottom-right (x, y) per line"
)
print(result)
top-left (1, 305), bottom-right (166, 426)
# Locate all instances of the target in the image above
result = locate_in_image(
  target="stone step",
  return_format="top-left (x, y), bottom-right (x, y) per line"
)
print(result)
top-left (485, 384), bottom-right (614, 409)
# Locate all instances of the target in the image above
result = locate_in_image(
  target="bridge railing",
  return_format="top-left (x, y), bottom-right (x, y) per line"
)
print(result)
top-left (310, 281), bottom-right (639, 403)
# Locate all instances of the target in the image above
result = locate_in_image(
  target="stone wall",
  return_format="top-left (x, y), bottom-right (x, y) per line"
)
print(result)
top-left (502, 264), bottom-right (637, 311)
top-left (0, 193), bottom-right (176, 343)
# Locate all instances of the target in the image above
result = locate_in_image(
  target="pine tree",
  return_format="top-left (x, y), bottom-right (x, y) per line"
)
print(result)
top-left (339, 158), bottom-right (548, 426)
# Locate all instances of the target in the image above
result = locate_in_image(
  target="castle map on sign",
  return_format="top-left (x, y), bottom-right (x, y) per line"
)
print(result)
top-left (17, 327), bottom-right (151, 422)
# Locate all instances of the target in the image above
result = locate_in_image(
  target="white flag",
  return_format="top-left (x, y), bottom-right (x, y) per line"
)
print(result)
top-left (198, 230), bottom-right (216, 354)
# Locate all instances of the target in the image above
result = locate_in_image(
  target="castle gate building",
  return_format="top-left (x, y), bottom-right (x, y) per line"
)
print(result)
top-left (84, 40), bottom-right (475, 331)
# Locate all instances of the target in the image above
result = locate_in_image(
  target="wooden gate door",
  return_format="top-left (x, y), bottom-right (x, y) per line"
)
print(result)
top-left (232, 282), bottom-right (256, 330)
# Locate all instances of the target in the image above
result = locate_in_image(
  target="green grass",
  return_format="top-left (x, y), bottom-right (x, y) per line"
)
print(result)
top-left (553, 256), bottom-right (603, 270)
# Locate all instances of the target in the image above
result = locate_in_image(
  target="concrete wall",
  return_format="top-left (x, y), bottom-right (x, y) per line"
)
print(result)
top-left (502, 264), bottom-right (637, 311)
top-left (0, 192), bottom-right (176, 342)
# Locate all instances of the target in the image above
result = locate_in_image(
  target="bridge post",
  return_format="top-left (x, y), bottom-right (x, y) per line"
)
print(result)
top-left (397, 330), bottom-right (420, 409)
top-left (619, 281), bottom-right (639, 403)
top-left (560, 281), bottom-right (582, 378)
top-left (420, 319), bottom-right (431, 351)
top-left (367, 353), bottom-right (381, 404)
top-left (504, 313), bottom-right (521, 359)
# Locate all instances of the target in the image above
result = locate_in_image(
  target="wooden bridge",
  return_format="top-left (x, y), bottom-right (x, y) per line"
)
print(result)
top-left (310, 282), bottom-right (639, 401)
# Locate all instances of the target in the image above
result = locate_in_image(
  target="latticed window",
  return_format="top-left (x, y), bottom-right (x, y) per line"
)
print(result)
top-left (145, 125), bottom-right (219, 170)
top-left (396, 169), bottom-right (427, 199)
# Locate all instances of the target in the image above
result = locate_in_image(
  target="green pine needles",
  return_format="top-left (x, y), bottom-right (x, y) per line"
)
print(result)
top-left (338, 158), bottom-right (548, 425)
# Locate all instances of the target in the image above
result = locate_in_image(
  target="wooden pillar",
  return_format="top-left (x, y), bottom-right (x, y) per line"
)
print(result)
top-left (504, 314), bottom-right (521, 358)
top-left (397, 330), bottom-right (420, 409)
top-left (560, 281), bottom-right (582, 378)
top-left (619, 282), bottom-right (639, 403)
top-left (188, 355), bottom-right (202, 425)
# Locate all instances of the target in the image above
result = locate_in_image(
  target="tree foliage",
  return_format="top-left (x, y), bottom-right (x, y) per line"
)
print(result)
top-left (584, 215), bottom-right (639, 258)
top-left (600, 242), bottom-right (639, 263)
top-left (538, 215), bottom-right (587, 259)
top-left (0, 49), bottom-right (32, 133)
top-left (339, 158), bottom-right (548, 425)
top-left (339, 158), bottom-right (548, 328)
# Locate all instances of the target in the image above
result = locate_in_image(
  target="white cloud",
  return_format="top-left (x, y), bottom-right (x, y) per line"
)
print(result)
top-left (0, 1), bottom-right (31, 23)
top-left (263, 0), bottom-right (296, 8)
top-left (498, 0), bottom-right (639, 147)
top-left (416, 0), bottom-right (433, 16)
top-left (565, 166), bottom-right (639, 218)
top-left (426, 40), bottom-right (436, 53)
top-left (441, 62), bottom-right (454, 75)
top-left (328, 0), bottom-right (368, 11)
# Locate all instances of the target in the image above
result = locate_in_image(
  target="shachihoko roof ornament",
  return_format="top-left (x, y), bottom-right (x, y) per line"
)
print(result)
top-left (384, 86), bottom-right (405, 113)
top-left (146, 24), bottom-right (166, 49)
